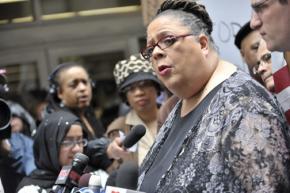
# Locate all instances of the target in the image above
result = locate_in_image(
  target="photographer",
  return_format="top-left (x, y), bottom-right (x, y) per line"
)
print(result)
top-left (0, 70), bottom-right (11, 155)
top-left (0, 71), bottom-right (36, 193)
top-left (0, 71), bottom-right (12, 193)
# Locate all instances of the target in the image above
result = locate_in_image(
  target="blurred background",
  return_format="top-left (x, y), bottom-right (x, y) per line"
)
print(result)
top-left (0, 0), bottom-right (166, 127)
top-left (1, 0), bottom-right (269, 126)
top-left (0, 0), bottom-right (146, 92)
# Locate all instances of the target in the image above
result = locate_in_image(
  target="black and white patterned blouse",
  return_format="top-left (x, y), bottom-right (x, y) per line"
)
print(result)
top-left (138, 70), bottom-right (290, 193)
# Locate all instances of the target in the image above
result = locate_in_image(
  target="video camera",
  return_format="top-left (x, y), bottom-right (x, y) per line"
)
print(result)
top-left (0, 70), bottom-right (11, 139)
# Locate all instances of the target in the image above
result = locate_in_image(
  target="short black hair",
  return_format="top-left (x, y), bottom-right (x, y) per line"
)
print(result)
top-left (234, 21), bottom-right (253, 50)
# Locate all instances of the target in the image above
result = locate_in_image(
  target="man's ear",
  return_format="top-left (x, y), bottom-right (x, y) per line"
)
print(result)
top-left (198, 34), bottom-right (209, 56)
top-left (240, 49), bottom-right (246, 63)
top-left (240, 49), bottom-right (245, 58)
top-left (57, 87), bottom-right (63, 101)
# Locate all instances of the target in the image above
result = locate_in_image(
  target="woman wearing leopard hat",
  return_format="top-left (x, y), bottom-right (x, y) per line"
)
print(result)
top-left (108, 54), bottom-right (162, 166)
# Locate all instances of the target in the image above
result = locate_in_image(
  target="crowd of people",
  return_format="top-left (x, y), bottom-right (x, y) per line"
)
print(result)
top-left (1, 0), bottom-right (290, 192)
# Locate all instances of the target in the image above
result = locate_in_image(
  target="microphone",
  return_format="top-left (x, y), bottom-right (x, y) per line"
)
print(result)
top-left (116, 161), bottom-right (138, 190)
top-left (88, 174), bottom-right (102, 192)
top-left (105, 162), bottom-right (138, 193)
top-left (51, 153), bottom-right (89, 193)
top-left (122, 125), bottom-right (146, 149)
top-left (73, 173), bottom-right (103, 193)
top-left (105, 186), bottom-right (145, 193)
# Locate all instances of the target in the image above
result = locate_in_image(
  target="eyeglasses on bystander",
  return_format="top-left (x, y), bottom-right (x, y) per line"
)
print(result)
top-left (252, 52), bottom-right (272, 75)
top-left (61, 138), bottom-right (88, 148)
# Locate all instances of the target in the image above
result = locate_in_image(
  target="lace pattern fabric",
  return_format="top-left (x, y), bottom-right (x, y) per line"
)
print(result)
top-left (138, 70), bottom-right (290, 193)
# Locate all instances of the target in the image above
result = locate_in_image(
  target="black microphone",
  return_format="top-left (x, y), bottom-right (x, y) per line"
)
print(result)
top-left (105, 186), bottom-right (145, 193)
top-left (105, 162), bottom-right (145, 193)
top-left (122, 125), bottom-right (146, 149)
top-left (116, 161), bottom-right (138, 190)
top-left (51, 153), bottom-right (89, 193)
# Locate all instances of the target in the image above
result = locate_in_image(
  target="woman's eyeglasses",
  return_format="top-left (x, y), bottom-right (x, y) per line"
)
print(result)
top-left (61, 138), bottom-right (88, 148)
top-left (252, 52), bottom-right (271, 75)
top-left (123, 80), bottom-right (155, 93)
top-left (141, 34), bottom-right (194, 61)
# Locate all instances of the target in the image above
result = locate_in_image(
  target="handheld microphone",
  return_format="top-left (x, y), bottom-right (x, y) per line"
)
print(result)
top-left (104, 160), bottom-right (144, 193)
top-left (116, 161), bottom-right (138, 190)
top-left (122, 125), bottom-right (146, 149)
top-left (105, 186), bottom-right (145, 193)
top-left (52, 153), bottom-right (89, 193)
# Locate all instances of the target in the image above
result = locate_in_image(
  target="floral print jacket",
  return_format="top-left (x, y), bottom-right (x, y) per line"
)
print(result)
top-left (138, 70), bottom-right (290, 193)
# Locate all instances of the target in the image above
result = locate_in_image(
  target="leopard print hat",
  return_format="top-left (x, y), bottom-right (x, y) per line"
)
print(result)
top-left (113, 54), bottom-right (161, 92)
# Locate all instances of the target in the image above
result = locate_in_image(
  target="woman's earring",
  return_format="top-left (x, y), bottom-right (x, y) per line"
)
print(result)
top-left (60, 101), bottom-right (65, 108)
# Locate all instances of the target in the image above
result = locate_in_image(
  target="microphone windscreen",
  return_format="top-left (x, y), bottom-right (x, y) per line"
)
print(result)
top-left (78, 173), bottom-right (91, 188)
top-left (116, 161), bottom-right (138, 190)
top-left (123, 125), bottom-right (146, 148)
top-left (73, 153), bottom-right (89, 165)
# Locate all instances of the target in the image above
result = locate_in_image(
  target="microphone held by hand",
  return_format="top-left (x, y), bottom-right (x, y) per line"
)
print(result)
top-left (122, 125), bottom-right (146, 149)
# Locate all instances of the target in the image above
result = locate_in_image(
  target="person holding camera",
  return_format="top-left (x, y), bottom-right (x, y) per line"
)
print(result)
top-left (0, 101), bottom-right (37, 193)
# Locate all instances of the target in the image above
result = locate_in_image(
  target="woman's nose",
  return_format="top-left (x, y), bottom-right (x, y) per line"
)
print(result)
top-left (134, 86), bottom-right (146, 95)
top-left (72, 143), bottom-right (83, 153)
top-left (257, 62), bottom-right (267, 74)
top-left (152, 45), bottom-right (166, 62)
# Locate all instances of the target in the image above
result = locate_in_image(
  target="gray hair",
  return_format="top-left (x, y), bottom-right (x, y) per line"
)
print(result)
top-left (156, 9), bottom-right (216, 49)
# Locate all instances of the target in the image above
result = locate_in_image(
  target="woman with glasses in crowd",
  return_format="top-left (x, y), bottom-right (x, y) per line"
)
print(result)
top-left (138, 0), bottom-right (290, 192)
top-left (109, 55), bottom-right (162, 166)
top-left (252, 38), bottom-right (275, 92)
top-left (16, 110), bottom-right (87, 193)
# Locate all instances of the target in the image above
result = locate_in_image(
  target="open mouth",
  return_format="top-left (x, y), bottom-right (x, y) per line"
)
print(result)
top-left (78, 96), bottom-right (89, 102)
top-left (158, 65), bottom-right (172, 75)
top-left (137, 101), bottom-right (146, 107)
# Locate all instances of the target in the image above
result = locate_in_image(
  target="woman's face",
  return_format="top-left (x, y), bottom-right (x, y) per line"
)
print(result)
top-left (57, 66), bottom-right (92, 110)
top-left (240, 30), bottom-right (261, 77)
top-left (146, 15), bottom-right (212, 98)
top-left (59, 124), bottom-right (84, 166)
top-left (255, 39), bottom-right (274, 92)
top-left (125, 80), bottom-right (158, 113)
top-left (10, 116), bottom-right (23, 133)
